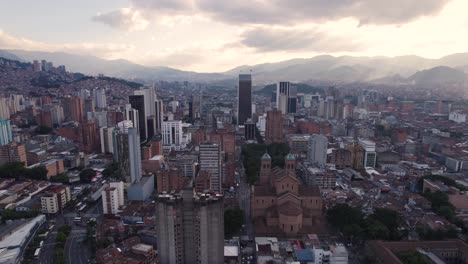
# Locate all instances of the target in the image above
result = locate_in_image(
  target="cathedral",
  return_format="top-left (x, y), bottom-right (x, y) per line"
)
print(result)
top-left (251, 153), bottom-right (324, 236)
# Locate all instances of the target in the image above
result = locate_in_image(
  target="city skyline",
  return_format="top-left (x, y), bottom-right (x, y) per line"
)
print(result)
top-left (1, 0), bottom-right (468, 72)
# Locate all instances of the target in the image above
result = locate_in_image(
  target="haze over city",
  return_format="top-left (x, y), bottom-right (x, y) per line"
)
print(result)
top-left (1, 0), bottom-right (468, 71)
top-left (0, 1), bottom-right (468, 264)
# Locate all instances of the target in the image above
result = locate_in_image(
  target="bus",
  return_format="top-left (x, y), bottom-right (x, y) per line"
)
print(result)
top-left (39, 241), bottom-right (44, 247)
top-left (49, 224), bottom-right (55, 231)
top-left (34, 248), bottom-right (41, 259)
top-left (38, 231), bottom-right (49, 238)
top-left (76, 202), bottom-right (83, 208)
top-left (78, 204), bottom-right (87, 212)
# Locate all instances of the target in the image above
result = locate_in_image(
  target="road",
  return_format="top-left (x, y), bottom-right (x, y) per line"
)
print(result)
top-left (64, 200), bottom-right (102, 264)
top-left (38, 214), bottom-right (66, 264)
top-left (237, 157), bottom-right (254, 240)
top-left (65, 226), bottom-right (90, 264)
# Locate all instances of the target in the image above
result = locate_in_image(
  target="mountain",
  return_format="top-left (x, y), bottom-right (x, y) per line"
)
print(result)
top-left (3, 49), bottom-right (468, 84)
top-left (408, 66), bottom-right (467, 85)
top-left (0, 50), bottom-right (23, 61)
top-left (2, 50), bottom-right (228, 82)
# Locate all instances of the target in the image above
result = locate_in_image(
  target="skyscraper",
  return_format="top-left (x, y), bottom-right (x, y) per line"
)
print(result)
top-left (0, 119), bottom-right (12, 146)
top-left (128, 128), bottom-right (142, 183)
top-left (129, 95), bottom-right (147, 142)
top-left (199, 143), bottom-right (222, 193)
top-left (124, 104), bottom-right (139, 130)
top-left (0, 98), bottom-right (10, 119)
top-left (276, 82), bottom-right (289, 114)
top-left (93, 88), bottom-right (107, 108)
top-left (156, 190), bottom-right (224, 264)
top-left (134, 87), bottom-right (155, 117)
top-left (238, 74), bottom-right (252, 125)
top-left (265, 108), bottom-right (283, 144)
top-left (161, 120), bottom-right (183, 147)
top-left (244, 119), bottom-right (256, 140)
top-left (70, 96), bottom-right (83, 122)
top-left (154, 99), bottom-right (164, 132)
top-left (113, 127), bottom-right (130, 182)
top-left (307, 135), bottom-right (328, 166)
top-left (100, 127), bottom-right (115, 154)
top-left (276, 82), bottom-right (297, 114)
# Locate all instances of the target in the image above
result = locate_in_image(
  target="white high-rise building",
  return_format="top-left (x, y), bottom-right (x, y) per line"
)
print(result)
top-left (124, 104), bottom-right (139, 130)
top-left (0, 119), bottom-right (12, 146)
top-left (307, 135), bottom-right (328, 166)
top-left (128, 128), bottom-right (142, 183)
top-left (100, 127), bottom-right (115, 154)
top-left (116, 120), bottom-right (133, 133)
top-left (359, 139), bottom-right (377, 168)
top-left (276, 82), bottom-right (290, 114)
top-left (134, 87), bottom-right (155, 117)
top-left (9, 94), bottom-right (25, 114)
top-left (162, 120), bottom-right (183, 146)
top-left (199, 143), bottom-right (222, 193)
top-left (102, 181), bottom-right (124, 215)
top-left (0, 98), bottom-right (10, 119)
top-left (94, 88), bottom-right (107, 108)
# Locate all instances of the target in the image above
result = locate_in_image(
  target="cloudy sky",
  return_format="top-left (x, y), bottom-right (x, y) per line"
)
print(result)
top-left (0, 0), bottom-right (467, 72)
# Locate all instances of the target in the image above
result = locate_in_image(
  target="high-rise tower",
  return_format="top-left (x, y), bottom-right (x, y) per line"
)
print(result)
top-left (237, 74), bottom-right (252, 125)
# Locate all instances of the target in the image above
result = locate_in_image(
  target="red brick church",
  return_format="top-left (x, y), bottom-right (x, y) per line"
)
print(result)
top-left (251, 153), bottom-right (324, 236)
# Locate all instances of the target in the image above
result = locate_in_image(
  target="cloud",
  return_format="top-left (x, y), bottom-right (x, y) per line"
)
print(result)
top-left (92, 8), bottom-right (149, 31)
top-left (240, 27), bottom-right (363, 52)
top-left (0, 30), bottom-right (135, 59)
top-left (125, 0), bottom-right (451, 25)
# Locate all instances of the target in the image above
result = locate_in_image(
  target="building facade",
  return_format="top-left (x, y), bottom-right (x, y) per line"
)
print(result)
top-left (265, 108), bottom-right (283, 144)
top-left (238, 74), bottom-right (252, 125)
top-left (252, 154), bottom-right (323, 236)
top-left (199, 143), bottom-right (222, 193)
top-left (0, 119), bottom-right (12, 146)
top-left (307, 135), bottom-right (328, 167)
top-left (156, 190), bottom-right (224, 264)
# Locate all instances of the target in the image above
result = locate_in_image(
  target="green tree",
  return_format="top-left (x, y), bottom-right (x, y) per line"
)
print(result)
top-left (79, 168), bottom-right (96, 183)
top-left (327, 204), bottom-right (363, 230)
top-left (224, 208), bottom-right (245, 238)
top-left (50, 173), bottom-right (69, 183)
top-left (56, 232), bottom-right (67, 245)
top-left (365, 219), bottom-right (390, 240)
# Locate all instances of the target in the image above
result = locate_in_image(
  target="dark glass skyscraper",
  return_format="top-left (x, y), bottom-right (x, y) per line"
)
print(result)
top-left (129, 95), bottom-right (147, 142)
top-left (237, 74), bottom-right (252, 125)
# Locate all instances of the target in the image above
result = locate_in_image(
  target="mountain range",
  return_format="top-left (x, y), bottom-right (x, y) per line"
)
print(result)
top-left (1, 49), bottom-right (468, 85)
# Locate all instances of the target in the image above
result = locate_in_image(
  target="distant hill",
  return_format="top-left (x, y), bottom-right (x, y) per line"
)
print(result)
top-left (2, 50), bottom-right (229, 82)
top-left (408, 66), bottom-right (467, 85)
top-left (3, 49), bottom-right (468, 84)
top-left (0, 50), bottom-right (23, 61)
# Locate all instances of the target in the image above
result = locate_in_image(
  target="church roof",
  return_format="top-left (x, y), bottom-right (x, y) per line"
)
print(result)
top-left (278, 201), bottom-right (303, 216)
top-left (285, 153), bottom-right (296, 160)
top-left (261, 152), bottom-right (272, 160)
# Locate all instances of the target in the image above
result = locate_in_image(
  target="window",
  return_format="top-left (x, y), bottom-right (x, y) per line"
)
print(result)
top-left (291, 225), bottom-right (293, 232)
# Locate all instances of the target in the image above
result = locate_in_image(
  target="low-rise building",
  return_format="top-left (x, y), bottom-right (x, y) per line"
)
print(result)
top-left (40, 185), bottom-right (71, 214)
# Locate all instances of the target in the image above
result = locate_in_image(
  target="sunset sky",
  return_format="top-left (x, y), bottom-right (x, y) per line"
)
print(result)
top-left (1, 0), bottom-right (467, 72)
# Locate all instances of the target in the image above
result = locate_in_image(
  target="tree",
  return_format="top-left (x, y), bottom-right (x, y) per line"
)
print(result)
top-left (102, 162), bottom-right (120, 180)
top-left (79, 168), bottom-right (96, 183)
top-left (56, 232), bottom-right (67, 245)
top-left (50, 173), bottom-right (69, 183)
top-left (224, 208), bottom-right (245, 238)
top-left (365, 219), bottom-right (390, 240)
top-left (327, 204), bottom-right (363, 230)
